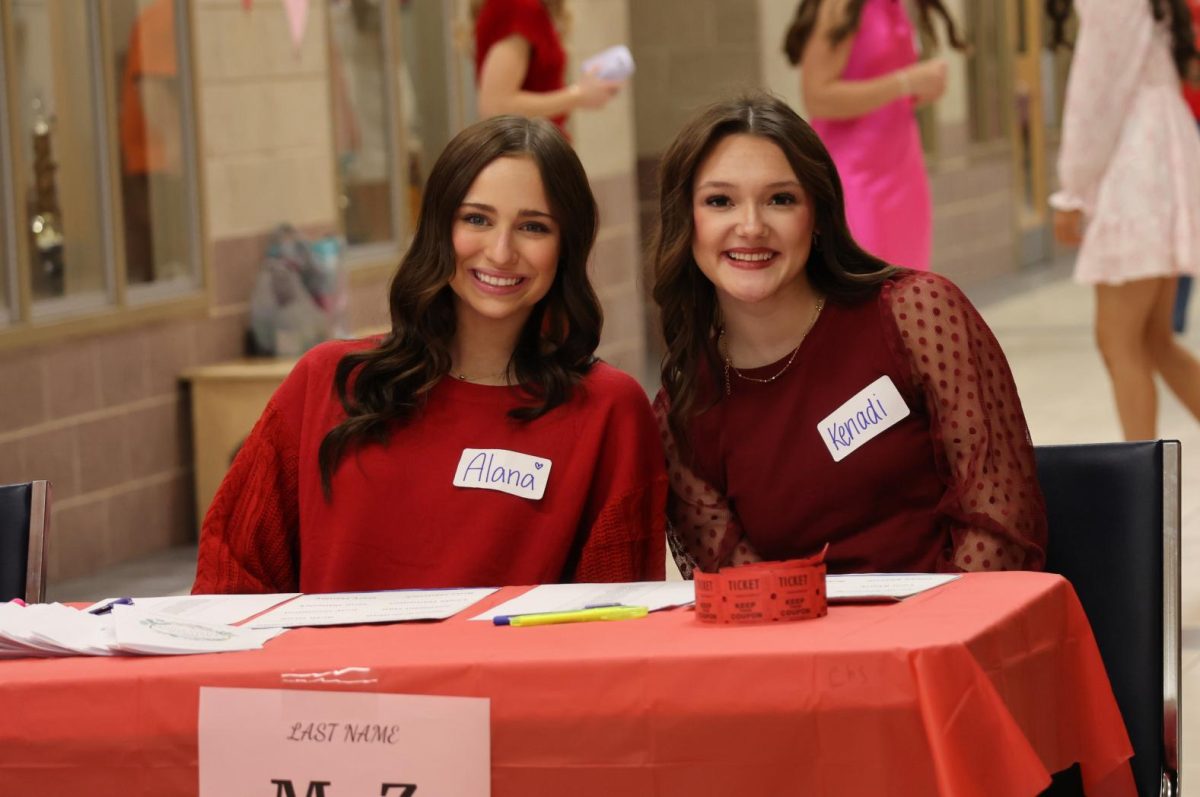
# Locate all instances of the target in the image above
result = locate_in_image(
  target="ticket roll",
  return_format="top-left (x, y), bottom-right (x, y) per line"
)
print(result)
top-left (694, 547), bottom-right (827, 625)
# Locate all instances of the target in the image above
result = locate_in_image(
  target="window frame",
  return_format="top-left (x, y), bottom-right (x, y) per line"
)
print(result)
top-left (0, 0), bottom-right (209, 350)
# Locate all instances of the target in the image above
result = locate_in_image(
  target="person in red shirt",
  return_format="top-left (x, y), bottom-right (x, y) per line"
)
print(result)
top-left (649, 93), bottom-right (1047, 577)
top-left (473, 0), bottom-right (622, 131)
top-left (193, 115), bottom-right (666, 594)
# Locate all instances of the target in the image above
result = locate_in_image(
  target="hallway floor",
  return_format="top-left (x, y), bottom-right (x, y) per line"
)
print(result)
top-left (47, 260), bottom-right (1200, 791)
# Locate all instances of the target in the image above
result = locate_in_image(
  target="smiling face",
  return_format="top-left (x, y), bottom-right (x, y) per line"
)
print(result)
top-left (449, 155), bottom-right (561, 331)
top-left (691, 134), bottom-right (816, 311)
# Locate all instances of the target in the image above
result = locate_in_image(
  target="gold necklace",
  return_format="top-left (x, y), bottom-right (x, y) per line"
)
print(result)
top-left (720, 296), bottom-right (825, 396)
top-left (452, 366), bottom-right (512, 385)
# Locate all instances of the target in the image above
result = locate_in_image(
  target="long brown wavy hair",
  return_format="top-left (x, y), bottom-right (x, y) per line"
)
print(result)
top-left (783, 0), bottom-right (966, 65)
top-left (318, 115), bottom-right (601, 495)
top-left (1046, 0), bottom-right (1197, 79)
top-left (650, 92), bottom-right (896, 456)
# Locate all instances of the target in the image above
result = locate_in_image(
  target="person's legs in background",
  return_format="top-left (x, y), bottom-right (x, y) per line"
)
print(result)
top-left (1095, 279), bottom-right (1163, 440)
top-left (1097, 276), bottom-right (1200, 441)
top-left (1146, 275), bottom-right (1200, 419)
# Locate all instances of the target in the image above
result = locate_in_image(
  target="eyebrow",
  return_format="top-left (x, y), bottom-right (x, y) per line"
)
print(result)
top-left (696, 180), bottom-right (803, 190)
top-left (460, 202), bottom-right (555, 220)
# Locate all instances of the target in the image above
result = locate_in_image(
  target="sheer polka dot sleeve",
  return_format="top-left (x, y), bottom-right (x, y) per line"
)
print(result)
top-left (881, 272), bottom-right (1048, 571)
top-left (652, 392), bottom-right (763, 579)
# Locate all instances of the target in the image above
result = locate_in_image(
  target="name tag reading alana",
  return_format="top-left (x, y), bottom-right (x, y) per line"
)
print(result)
top-left (818, 375), bottom-right (910, 462)
top-left (453, 448), bottom-right (551, 500)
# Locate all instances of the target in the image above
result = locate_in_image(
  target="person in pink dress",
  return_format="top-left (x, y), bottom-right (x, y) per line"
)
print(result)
top-left (1049, 0), bottom-right (1200, 441)
top-left (784, 0), bottom-right (965, 271)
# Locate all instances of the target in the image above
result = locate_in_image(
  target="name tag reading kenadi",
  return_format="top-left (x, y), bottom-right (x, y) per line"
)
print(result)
top-left (818, 375), bottom-right (910, 462)
top-left (454, 448), bottom-right (551, 500)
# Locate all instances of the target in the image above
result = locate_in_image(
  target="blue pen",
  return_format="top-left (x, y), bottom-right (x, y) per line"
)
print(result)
top-left (88, 597), bottom-right (133, 615)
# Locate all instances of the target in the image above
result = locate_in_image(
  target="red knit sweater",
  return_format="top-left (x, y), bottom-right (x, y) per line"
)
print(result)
top-left (193, 340), bottom-right (666, 594)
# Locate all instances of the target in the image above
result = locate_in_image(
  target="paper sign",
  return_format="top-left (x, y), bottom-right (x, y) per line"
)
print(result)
top-left (199, 687), bottom-right (490, 797)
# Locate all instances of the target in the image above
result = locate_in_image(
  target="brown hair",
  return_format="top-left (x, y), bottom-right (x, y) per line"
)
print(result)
top-left (650, 92), bottom-right (896, 455)
top-left (318, 115), bottom-right (601, 495)
top-left (1046, 0), bottom-right (1197, 79)
top-left (783, 0), bottom-right (966, 66)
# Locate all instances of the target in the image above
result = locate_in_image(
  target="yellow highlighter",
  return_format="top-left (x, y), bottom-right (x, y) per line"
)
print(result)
top-left (495, 605), bottom-right (649, 627)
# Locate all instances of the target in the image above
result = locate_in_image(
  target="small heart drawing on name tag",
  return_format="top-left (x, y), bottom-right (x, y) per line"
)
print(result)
top-left (534, 462), bottom-right (544, 470)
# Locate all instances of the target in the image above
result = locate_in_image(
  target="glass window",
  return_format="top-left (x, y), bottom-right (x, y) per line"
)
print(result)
top-left (0, 0), bottom-right (200, 331)
top-left (11, 0), bottom-right (109, 308)
top-left (327, 0), bottom-right (460, 251)
top-left (398, 0), bottom-right (455, 212)
top-left (105, 0), bottom-right (198, 292)
top-left (330, 0), bottom-right (398, 248)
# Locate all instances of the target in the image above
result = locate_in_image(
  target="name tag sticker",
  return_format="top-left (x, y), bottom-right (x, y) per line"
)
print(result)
top-left (454, 448), bottom-right (551, 500)
top-left (818, 375), bottom-right (910, 462)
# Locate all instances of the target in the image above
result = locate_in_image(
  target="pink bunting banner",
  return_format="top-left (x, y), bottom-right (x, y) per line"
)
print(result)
top-left (283, 0), bottom-right (309, 50)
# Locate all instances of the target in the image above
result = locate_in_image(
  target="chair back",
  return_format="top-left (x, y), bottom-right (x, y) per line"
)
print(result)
top-left (1036, 441), bottom-right (1180, 797)
top-left (0, 480), bottom-right (51, 603)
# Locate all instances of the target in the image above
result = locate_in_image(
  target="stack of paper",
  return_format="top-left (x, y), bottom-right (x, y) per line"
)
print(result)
top-left (0, 587), bottom-right (502, 658)
top-left (0, 602), bottom-right (284, 658)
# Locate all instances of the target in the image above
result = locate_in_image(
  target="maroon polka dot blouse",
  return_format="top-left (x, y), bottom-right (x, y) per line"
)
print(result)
top-left (657, 271), bottom-right (1047, 577)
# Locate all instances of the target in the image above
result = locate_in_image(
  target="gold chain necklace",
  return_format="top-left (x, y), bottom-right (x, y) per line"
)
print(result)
top-left (720, 296), bottom-right (826, 396)
top-left (452, 366), bottom-right (512, 385)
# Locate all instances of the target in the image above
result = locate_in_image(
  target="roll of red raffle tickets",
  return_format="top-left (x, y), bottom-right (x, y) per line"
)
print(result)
top-left (694, 546), bottom-right (828, 624)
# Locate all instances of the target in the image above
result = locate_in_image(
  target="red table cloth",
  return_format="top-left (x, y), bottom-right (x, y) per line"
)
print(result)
top-left (0, 572), bottom-right (1134, 795)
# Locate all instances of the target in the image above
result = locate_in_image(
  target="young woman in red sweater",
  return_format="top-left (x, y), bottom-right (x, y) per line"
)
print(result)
top-left (193, 115), bottom-right (666, 594)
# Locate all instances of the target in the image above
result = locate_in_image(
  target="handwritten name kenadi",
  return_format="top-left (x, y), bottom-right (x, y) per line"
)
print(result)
top-left (826, 393), bottom-right (890, 451)
top-left (286, 722), bottom-right (401, 745)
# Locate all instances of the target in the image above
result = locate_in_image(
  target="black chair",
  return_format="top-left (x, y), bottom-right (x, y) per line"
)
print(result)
top-left (1036, 441), bottom-right (1180, 797)
top-left (0, 480), bottom-right (51, 603)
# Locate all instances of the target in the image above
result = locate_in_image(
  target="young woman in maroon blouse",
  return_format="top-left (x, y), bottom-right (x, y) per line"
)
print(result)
top-left (651, 93), bottom-right (1047, 577)
top-left (193, 115), bottom-right (665, 594)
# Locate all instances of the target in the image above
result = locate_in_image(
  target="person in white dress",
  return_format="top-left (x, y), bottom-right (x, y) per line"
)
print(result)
top-left (1050, 0), bottom-right (1200, 440)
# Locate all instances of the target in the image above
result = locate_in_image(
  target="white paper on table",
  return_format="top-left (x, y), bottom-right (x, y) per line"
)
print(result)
top-left (0, 603), bottom-right (106, 656)
top-left (246, 588), bottom-right (497, 629)
top-left (199, 687), bottom-right (490, 797)
top-left (23, 603), bottom-right (116, 656)
top-left (112, 605), bottom-right (285, 655)
top-left (470, 581), bottom-right (695, 621)
top-left (84, 593), bottom-right (301, 626)
top-left (826, 573), bottom-right (960, 602)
